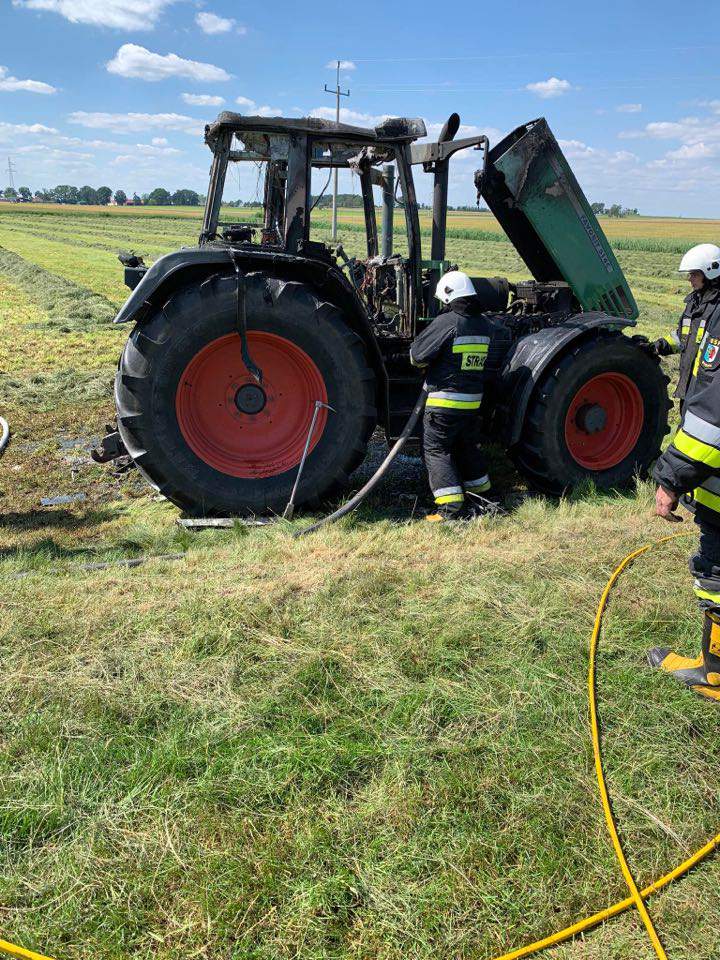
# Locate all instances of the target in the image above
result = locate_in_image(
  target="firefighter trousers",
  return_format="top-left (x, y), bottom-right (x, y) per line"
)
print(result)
top-left (422, 408), bottom-right (491, 517)
top-left (690, 517), bottom-right (720, 613)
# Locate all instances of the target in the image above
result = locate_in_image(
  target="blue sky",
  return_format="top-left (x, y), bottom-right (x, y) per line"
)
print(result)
top-left (2, 0), bottom-right (720, 216)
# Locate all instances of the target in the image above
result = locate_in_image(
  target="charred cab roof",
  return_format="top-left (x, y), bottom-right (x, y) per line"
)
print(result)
top-left (205, 112), bottom-right (427, 149)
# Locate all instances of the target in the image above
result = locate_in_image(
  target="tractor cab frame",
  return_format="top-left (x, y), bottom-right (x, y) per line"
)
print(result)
top-left (200, 111), bottom-right (489, 338)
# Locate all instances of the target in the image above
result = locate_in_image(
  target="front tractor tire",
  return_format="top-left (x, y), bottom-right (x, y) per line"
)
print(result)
top-left (115, 274), bottom-right (377, 516)
top-left (513, 331), bottom-right (671, 494)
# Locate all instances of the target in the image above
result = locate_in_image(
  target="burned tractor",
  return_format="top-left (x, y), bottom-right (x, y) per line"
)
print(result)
top-left (110, 112), bottom-right (670, 515)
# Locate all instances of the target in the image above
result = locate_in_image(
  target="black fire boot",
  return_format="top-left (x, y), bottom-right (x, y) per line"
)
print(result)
top-left (648, 610), bottom-right (720, 702)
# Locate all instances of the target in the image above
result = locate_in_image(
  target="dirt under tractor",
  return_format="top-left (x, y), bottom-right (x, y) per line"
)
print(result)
top-left (106, 111), bottom-right (671, 515)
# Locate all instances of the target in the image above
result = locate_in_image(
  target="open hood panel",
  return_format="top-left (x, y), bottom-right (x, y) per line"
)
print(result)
top-left (481, 118), bottom-right (638, 320)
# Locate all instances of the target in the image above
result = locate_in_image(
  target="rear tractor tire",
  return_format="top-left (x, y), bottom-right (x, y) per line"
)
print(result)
top-left (513, 331), bottom-right (671, 494)
top-left (115, 274), bottom-right (377, 515)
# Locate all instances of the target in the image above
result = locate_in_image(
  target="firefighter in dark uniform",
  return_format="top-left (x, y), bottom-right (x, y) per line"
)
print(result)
top-left (410, 271), bottom-right (498, 522)
top-left (653, 243), bottom-right (720, 406)
top-left (649, 243), bottom-right (720, 701)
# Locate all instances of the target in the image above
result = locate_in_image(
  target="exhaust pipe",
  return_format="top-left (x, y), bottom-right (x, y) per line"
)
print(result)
top-left (430, 112), bottom-right (460, 264)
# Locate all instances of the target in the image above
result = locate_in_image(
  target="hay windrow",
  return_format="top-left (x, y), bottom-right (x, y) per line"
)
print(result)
top-left (0, 246), bottom-right (117, 330)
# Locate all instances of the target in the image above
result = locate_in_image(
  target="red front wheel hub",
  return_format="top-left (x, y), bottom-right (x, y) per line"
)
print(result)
top-left (176, 332), bottom-right (328, 478)
top-left (564, 372), bottom-right (644, 470)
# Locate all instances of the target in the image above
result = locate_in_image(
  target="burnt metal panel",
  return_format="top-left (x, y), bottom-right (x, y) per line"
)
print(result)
top-left (359, 168), bottom-right (378, 258)
top-left (481, 120), bottom-right (560, 282)
top-left (409, 134), bottom-right (488, 166)
top-left (396, 143), bottom-right (423, 333)
top-left (380, 164), bottom-right (395, 258)
top-left (284, 133), bottom-right (310, 253)
top-left (205, 113), bottom-right (426, 149)
top-left (481, 118), bottom-right (638, 319)
top-left (200, 128), bottom-right (232, 242)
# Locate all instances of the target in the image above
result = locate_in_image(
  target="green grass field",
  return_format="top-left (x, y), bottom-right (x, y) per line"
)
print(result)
top-left (1, 204), bottom-right (720, 959)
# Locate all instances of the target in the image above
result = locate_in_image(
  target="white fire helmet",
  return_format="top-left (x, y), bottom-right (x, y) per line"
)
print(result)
top-left (435, 270), bottom-right (477, 305)
top-left (678, 243), bottom-right (720, 281)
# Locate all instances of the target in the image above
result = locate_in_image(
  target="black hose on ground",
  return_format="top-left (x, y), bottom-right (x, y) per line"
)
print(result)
top-left (294, 390), bottom-right (426, 538)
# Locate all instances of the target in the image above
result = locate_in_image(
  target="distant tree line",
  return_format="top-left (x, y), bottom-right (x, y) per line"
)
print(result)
top-left (1, 185), bottom-right (204, 206)
top-left (591, 202), bottom-right (640, 218)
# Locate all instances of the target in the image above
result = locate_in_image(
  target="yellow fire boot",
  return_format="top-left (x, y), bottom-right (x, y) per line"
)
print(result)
top-left (648, 610), bottom-right (720, 702)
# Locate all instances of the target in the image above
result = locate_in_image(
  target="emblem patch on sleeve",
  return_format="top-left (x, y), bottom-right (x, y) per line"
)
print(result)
top-left (701, 337), bottom-right (720, 369)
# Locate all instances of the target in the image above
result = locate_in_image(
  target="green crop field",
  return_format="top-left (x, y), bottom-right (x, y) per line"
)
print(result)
top-left (1, 203), bottom-right (720, 959)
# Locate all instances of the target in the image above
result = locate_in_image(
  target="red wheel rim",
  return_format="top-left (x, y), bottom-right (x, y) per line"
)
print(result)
top-left (564, 372), bottom-right (644, 470)
top-left (176, 332), bottom-right (328, 478)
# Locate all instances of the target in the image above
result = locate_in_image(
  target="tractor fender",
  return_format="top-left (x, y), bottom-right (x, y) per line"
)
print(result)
top-left (113, 247), bottom-right (391, 429)
top-left (114, 249), bottom-right (238, 324)
top-left (495, 312), bottom-right (636, 448)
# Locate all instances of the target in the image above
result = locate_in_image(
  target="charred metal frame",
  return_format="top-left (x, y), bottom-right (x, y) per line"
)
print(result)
top-left (284, 133), bottom-right (310, 252)
top-left (200, 112), bottom-right (490, 338)
top-left (409, 125), bottom-right (489, 312)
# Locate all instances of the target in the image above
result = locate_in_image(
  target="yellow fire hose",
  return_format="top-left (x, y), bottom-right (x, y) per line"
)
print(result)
top-left (496, 531), bottom-right (719, 960)
top-left (2, 533), bottom-right (717, 960)
top-left (0, 940), bottom-right (55, 960)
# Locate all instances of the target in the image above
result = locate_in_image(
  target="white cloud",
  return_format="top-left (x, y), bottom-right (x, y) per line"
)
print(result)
top-left (525, 77), bottom-right (573, 99)
top-left (11, 0), bottom-right (177, 30)
top-left (620, 115), bottom-right (720, 149)
top-left (424, 119), bottom-right (503, 148)
top-left (0, 65), bottom-right (56, 94)
top-left (325, 60), bottom-right (356, 71)
top-left (0, 121), bottom-right (59, 141)
top-left (648, 142), bottom-right (718, 168)
top-left (107, 44), bottom-right (231, 83)
top-left (181, 92), bottom-right (224, 106)
top-left (111, 142), bottom-right (181, 163)
top-left (616, 103), bottom-right (642, 113)
top-left (667, 142), bottom-right (716, 161)
top-left (552, 131), bottom-right (720, 210)
top-left (69, 110), bottom-right (203, 134)
top-left (559, 138), bottom-right (598, 159)
top-left (233, 97), bottom-right (281, 117)
top-left (196, 11), bottom-right (235, 33)
top-left (151, 136), bottom-right (168, 145)
top-left (135, 142), bottom-right (181, 155)
top-left (309, 106), bottom-right (386, 125)
top-left (30, 147), bottom-right (94, 160)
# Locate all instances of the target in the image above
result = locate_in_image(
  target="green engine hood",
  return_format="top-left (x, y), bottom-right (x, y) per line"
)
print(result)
top-left (481, 118), bottom-right (638, 320)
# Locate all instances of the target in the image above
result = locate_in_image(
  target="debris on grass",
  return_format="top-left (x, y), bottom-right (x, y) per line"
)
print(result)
top-left (177, 517), bottom-right (275, 529)
top-left (40, 492), bottom-right (87, 506)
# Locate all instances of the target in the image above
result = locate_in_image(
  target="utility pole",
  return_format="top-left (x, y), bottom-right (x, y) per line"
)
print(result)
top-left (6, 157), bottom-right (16, 193)
top-left (324, 60), bottom-right (350, 240)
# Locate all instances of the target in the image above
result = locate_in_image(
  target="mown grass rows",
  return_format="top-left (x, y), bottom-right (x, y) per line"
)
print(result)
top-left (1, 495), bottom-right (720, 958)
top-left (0, 206), bottom-right (717, 958)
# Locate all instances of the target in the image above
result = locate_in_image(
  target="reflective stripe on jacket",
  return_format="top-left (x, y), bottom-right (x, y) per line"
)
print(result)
top-left (409, 298), bottom-right (502, 412)
top-left (426, 390), bottom-right (483, 410)
top-left (654, 286), bottom-right (720, 525)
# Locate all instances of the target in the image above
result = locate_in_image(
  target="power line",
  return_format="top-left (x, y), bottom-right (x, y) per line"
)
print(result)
top-left (324, 59), bottom-right (350, 241)
top-left (352, 73), bottom-right (720, 94)
top-left (343, 44), bottom-right (720, 64)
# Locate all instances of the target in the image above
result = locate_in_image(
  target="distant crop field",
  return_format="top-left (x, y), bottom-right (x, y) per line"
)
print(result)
top-left (1, 203), bottom-right (719, 959)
